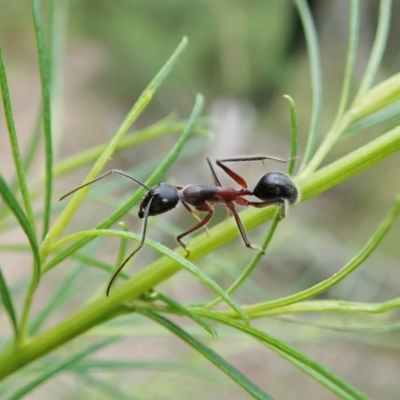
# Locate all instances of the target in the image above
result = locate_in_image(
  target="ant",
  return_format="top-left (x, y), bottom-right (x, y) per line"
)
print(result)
top-left (60, 155), bottom-right (299, 295)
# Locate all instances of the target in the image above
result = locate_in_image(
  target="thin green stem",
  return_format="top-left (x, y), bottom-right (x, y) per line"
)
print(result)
top-left (205, 106), bottom-right (299, 310)
top-left (115, 222), bottom-right (129, 269)
top-left (333, 0), bottom-right (360, 123)
top-left (198, 313), bottom-right (369, 400)
top-left (353, 0), bottom-right (392, 102)
top-left (0, 102), bottom-right (399, 381)
top-left (31, 0), bottom-right (53, 239)
top-left (0, 47), bottom-right (37, 235)
top-left (295, 0), bottom-right (322, 168)
top-left (213, 297), bottom-right (400, 319)
top-left (40, 91), bottom-right (153, 259)
top-left (204, 207), bottom-right (282, 309)
top-left (50, 121), bottom-right (208, 180)
top-left (298, 109), bottom-right (352, 177)
top-left (299, 1), bottom-right (360, 177)
top-left (283, 95), bottom-right (299, 176)
top-left (199, 196), bottom-right (400, 316)
top-left (18, 282), bottom-right (38, 345)
top-left (41, 36), bottom-right (188, 257)
top-left (41, 92), bottom-right (202, 274)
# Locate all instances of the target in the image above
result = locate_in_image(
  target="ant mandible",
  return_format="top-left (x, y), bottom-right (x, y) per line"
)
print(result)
top-left (60, 155), bottom-right (299, 295)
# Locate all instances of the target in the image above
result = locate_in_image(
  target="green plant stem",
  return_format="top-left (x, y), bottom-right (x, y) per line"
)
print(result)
top-left (41, 95), bottom-right (202, 274)
top-left (40, 91), bottom-right (153, 259)
top-left (0, 47), bottom-right (37, 235)
top-left (300, 0), bottom-right (359, 177)
top-left (353, 0), bottom-right (392, 102)
top-left (198, 313), bottom-right (369, 400)
top-left (31, 0), bottom-right (53, 238)
top-left (298, 109), bottom-right (353, 177)
top-left (36, 120), bottom-right (209, 183)
top-left (198, 196), bottom-right (400, 317)
top-left (301, 0), bottom-right (391, 177)
top-left (204, 207), bottom-right (282, 309)
top-left (332, 0), bottom-right (360, 123)
top-left (204, 296), bottom-right (400, 319)
top-left (0, 123), bottom-right (398, 379)
top-left (40, 36), bottom-right (188, 257)
top-left (17, 282), bottom-right (38, 346)
top-left (283, 95), bottom-right (298, 177)
top-left (295, 0), bottom-right (322, 167)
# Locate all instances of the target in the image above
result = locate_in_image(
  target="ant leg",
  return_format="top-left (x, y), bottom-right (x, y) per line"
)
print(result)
top-left (214, 155), bottom-right (299, 189)
top-left (244, 198), bottom-right (288, 219)
top-left (214, 159), bottom-right (248, 188)
top-left (225, 202), bottom-right (265, 254)
top-left (177, 208), bottom-right (214, 256)
top-left (60, 169), bottom-right (149, 201)
top-left (181, 201), bottom-right (209, 236)
top-left (218, 155), bottom-right (299, 166)
top-left (205, 159), bottom-right (230, 219)
top-left (206, 158), bottom-right (222, 187)
top-left (106, 197), bottom-right (153, 296)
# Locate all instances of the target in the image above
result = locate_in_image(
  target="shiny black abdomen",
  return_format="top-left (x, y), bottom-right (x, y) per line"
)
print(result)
top-left (253, 172), bottom-right (298, 204)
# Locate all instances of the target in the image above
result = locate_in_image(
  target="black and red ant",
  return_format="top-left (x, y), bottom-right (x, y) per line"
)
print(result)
top-left (60, 155), bottom-right (299, 295)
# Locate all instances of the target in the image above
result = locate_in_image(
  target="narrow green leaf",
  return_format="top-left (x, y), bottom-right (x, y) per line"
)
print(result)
top-left (0, 47), bottom-right (36, 234)
top-left (77, 373), bottom-right (138, 400)
top-left (203, 313), bottom-right (369, 400)
top-left (144, 312), bottom-right (273, 400)
top-left (72, 253), bottom-right (129, 280)
top-left (349, 71), bottom-right (400, 123)
top-left (343, 99), bottom-right (400, 137)
top-left (353, 0), bottom-right (392, 102)
top-left (41, 36), bottom-right (189, 255)
top-left (51, 229), bottom-right (249, 324)
top-left (42, 92), bottom-right (203, 273)
top-left (51, 119), bottom-right (210, 179)
top-left (295, 0), bottom-right (323, 168)
top-left (205, 207), bottom-right (282, 310)
top-left (271, 347), bottom-right (369, 400)
top-left (283, 95), bottom-right (299, 177)
top-left (69, 360), bottom-right (220, 380)
top-left (333, 0), bottom-right (360, 123)
top-left (115, 222), bottom-right (129, 270)
top-left (47, 0), bottom-right (68, 154)
top-left (0, 174), bottom-right (40, 288)
top-left (0, 265), bottom-right (19, 340)
top-left (297, 1), bottom-right (360, 176)
top-left (6, 338), bottom-right (117, 400)
top-left (28, 265), bottom-right (81, 335)
top-left (31, 0), bottom-right (53, 238)
top-left (239, 197), bottom-right (400, 314)
top-left (287, 317), bottom-right (400, 333)
top-left (156, 292), bottom-right (218, 339)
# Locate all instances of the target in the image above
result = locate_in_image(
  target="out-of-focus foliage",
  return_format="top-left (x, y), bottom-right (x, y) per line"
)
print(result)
top-left (70, 0), bottom-right (295, 107)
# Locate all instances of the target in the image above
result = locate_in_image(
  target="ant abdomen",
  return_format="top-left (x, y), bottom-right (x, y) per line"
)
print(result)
top-left (253, 172), bottom-right (299, 205)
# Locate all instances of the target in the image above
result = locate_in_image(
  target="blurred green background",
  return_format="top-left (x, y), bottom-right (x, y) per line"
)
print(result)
top-left (1, 0), bottom-right (400, 399)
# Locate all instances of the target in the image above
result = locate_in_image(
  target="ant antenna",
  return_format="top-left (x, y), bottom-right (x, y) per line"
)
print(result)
top-left (59, 169), bottom-right (153, 295)
top-left (106, 196), bottom-right (153, 296)
top-left (59, 169), bottom-right (150, 201)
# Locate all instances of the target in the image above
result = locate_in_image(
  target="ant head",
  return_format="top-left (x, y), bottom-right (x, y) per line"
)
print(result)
top-left (138, 183), bottom-right (179, 218)
top-left (253, 172), bottom-right (299, 205)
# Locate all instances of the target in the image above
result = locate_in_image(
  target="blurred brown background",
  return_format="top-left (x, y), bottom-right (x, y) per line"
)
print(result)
top-left (1, 1), bottom-right (400, 399)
